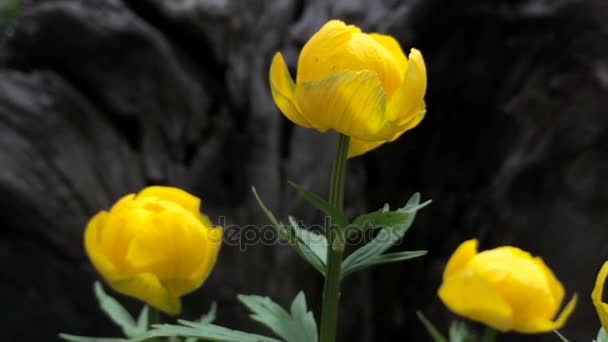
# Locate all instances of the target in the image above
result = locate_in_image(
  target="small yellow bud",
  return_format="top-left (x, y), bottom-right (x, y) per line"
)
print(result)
top-left (438, 239), bottom-right (576, 333)
top-left (592, 261), bottom-right (608, 332)
top-left (84, 186), bottom-right (222, 315)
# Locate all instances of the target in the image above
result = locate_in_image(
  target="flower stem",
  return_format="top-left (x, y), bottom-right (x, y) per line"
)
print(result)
top-left (147, 306), bottom-right (161, 342)
top-left (481, 327), bottom-right (497, 342)
top-left (320, 134), bottom-right (350, 342)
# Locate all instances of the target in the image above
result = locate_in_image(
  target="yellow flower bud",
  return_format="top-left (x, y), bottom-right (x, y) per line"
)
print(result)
top-left (269, 19), bottom-right (427, 158)
top-left (84, 186), bottom-right (222, 315)
top-left (592, 261), bottom-right (608, 332)
top-left (438, 239), bottom-right (576, 333)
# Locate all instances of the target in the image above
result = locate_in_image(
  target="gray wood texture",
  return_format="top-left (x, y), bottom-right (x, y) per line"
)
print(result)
top-left (1, 0), bottom-right (607, 340)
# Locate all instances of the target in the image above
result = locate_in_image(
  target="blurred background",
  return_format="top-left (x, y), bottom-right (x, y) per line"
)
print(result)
top-left (1, 0), bottom-right (607, 340)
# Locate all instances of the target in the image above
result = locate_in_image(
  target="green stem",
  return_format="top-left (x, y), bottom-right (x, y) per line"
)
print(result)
top-left (481, 327), bottom-right (497, 342)
top-left (320, 134), bottom-right (350, 342)
top-left (147, 306), bottom-right (161, 342)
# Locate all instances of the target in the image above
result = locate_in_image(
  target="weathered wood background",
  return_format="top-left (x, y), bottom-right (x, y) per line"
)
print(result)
top-left (1, 0), bottom-right (607, 340)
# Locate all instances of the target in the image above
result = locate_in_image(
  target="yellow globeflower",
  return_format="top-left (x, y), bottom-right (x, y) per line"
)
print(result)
top-left (84, 186), bottom-right (223, 315)
top-left (438, 239), bottom-right (577, 333)
top-left (592, 261), bottom-right (608, 332)
top-left (269, 19), bottom-right (426, 158)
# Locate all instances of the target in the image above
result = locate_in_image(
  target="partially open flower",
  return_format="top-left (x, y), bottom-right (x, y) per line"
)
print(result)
top-left (84, 186), bottom-right (222, 315)
top-left (438, 239), bottom-right (577, 333)
top-left (592, 261), bottom-right (608, 332)
top-left (269, 19), bottom-right (426, 158)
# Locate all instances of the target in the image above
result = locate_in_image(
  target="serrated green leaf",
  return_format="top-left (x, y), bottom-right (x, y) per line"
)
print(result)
top-left (288, 181), bottom-right (348, 228)
top-left (341, 250), bottom-right (427, 278)
top-left (289, 216), bottom-right (327, 267)
top-left (341, 193), bottom-right (428, 277)
top-left (596, 327), bottom-right (608, 342)
top-left (289, 292), bottom-right (318, 342)
top-left (59, 334), bottom-right (127, 342)
top-left (417, 311), bottom-right (448, 342)
top-left (129, 324), bottom-right (281, 342)
top-left (238, 293), bottom-right (318, 342)
top-left (349, 209), bottom-right (410, 233)
top-left (94, 282), bottom-right (147, 338)
top-left (0, 0), bottom-right (19, 38)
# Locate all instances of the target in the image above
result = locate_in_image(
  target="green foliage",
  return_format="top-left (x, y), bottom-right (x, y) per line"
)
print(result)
top-left (449, 321), bottom-right (475, 342)
top-left (60, 282), bottom-right (222, 342)
top-left (595, 327), bottom-right (608, 342)
top-left (287, 181), bottom-right (348, 227)
top-left (94, 282), bottom-right (149, 338)
top-left (238, 292), bottom-right (318, 342)
top-left (417, 311), bottom-right (448, 342)
top-left (130, 292), bottom-right (317, 342)
top-left (252, 186), bottom-right (328, 275)
top-left (0, 0), bottom-right (19, 39)
top-left (288, 216), bottom-right (328, 270)
top-left (341, 193), bottom-right (429, 278)
top-left (130, 324), bottom-right (280, 342)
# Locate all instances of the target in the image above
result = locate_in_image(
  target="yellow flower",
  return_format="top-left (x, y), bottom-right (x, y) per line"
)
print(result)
top-left (592, 261), bottom-right (608, 332)
top-left (269, 19), bottom-right (426, 158)
top-left (438, 239), bottom-right (577, 333)
top-left (84, 186), bottom-right (223, 315)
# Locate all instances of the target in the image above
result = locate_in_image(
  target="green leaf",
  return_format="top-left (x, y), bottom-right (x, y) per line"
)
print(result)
top-left (596, 327), bottom-right (608, 342)
top-left (448, 320), bottom-right (474, 342)
top-left (288, 181), bottom-right (348, 228)
top-left (252, 187), bottom-right (326, 275)
top-left (59, 335), bottom-right (127, 342)
top-left (341, 193), bottom-right (429, 277)
top-left (94, 282), bottom-right (148, 338)
top-left (129, 324), bottom-right (281, 342)
top-left (341, 250), bottom-right (427, 278)
top-left (198, 302), bottom-right (218, 325)
top-left (289, 216), bottom-right (327, 268)
top-left (238, 292), bottom-right (318, 342)
top-left (0, 0), bottom-right (19, 38)
top-left (416, 311), bottom-right (448, 342)
top-left (348, 206), bottom-right (410, 233)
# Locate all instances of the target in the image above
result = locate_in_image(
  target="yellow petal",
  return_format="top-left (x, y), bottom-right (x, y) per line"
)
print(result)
top-left (297, 20), bottom-right (356, 83)
top-left (439, 268), bottom-right (513, 332)
top-left (511, 294), bottom-right (577, 333)
top-left (138, 186), bottom-right (200, 215)
top-left (111, 273), bottom-right (181, 315)
top-left (85, 211), bottom-right (121, 280)
top-left (348, 138), bottom-right (386, 158)
top-left (472, 247), bottom-right (557, 321)
top-left (165, 222), bottom-right (223, 296)
top-left (386, 48), bottom-right (426, 124)
top-left (369, 33), bottom-right (408, 75)
top-left (295, 70), bottom-right (396, 140)
top-left (347, 102), bottom-right (425, 158)
top-left (298, 20), bottom-right (403, 98)
top-left (592, 261), bottom-right (608, 331)
top-left (534, 256), bottom-right (565, 314)
top-left (443, 239), bottom-right (478, 281)
top-left (269, 53), bottom-right (311, 128)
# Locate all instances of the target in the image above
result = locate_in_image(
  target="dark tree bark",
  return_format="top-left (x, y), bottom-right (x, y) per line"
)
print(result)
top-left (1, 0), bottom-right (607, 341)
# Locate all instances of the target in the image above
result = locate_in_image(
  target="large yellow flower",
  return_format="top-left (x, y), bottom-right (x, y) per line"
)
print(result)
top-left (84, 186), bottom-right (223, 315)
top-left (269, 19), bottom-right (426, 158)
top-left (438, 239), bottom-right (577, 333)
top-left (592, 261), bottom-right (608, 332)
